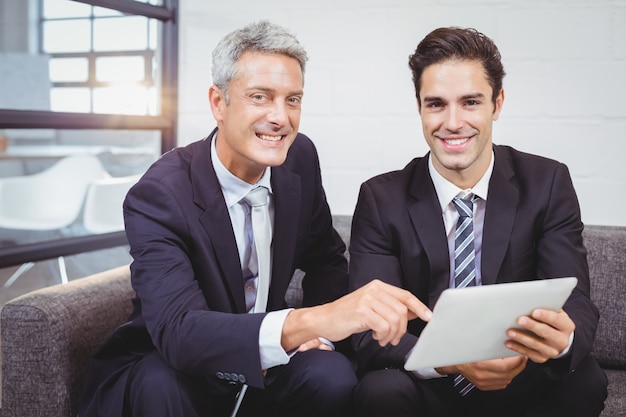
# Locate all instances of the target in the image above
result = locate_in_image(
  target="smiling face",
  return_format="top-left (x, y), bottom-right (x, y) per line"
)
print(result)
top-left (209, 51), bottom-right (303, 184)
top-left (418, 59), bottom-right (504, 189)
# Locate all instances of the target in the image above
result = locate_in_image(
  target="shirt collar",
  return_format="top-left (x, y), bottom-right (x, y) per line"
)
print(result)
top-left (210, 132), bottom-right (273, 208)
top-left (428, 151), bottom-right (494, 213)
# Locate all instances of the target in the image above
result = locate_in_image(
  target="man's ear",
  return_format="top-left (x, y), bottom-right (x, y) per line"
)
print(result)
top-left (208, 85), bottom-right (226, 123)
top-left (492, 88), bottom-right (505, 121)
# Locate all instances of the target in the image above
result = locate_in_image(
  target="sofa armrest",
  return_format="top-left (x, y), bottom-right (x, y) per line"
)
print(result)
top-left (0, 265), bottom-right (133, 417)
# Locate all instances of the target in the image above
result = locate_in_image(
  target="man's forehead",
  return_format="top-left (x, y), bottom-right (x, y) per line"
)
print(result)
top-left (420, 61), bottom-right (492, 98)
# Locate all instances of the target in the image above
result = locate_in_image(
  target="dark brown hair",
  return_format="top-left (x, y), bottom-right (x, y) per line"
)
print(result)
top-left (408, 27), bottom-right (506, 106)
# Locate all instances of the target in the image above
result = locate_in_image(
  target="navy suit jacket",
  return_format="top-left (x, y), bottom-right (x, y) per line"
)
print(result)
top-left (349, 144), bottom-right (599, 378)
top-left (79, 129), bottom-right (348, 416)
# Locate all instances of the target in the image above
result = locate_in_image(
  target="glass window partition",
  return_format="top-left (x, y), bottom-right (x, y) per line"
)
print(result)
top-left (0, 0), bottom-right (178, 302)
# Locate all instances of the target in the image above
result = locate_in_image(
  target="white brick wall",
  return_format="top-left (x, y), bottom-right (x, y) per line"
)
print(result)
top-left (178, 0), bottom-right (626, 226)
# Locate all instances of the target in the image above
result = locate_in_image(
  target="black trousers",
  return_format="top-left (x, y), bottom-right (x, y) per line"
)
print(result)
top-left (353, 355), bottom-right (607, 417)
top-left (125, 349), bottom-right (357, 417)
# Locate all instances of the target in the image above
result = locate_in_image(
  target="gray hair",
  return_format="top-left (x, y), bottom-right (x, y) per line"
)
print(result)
top-left (211, 20), bottom-right (308, 101)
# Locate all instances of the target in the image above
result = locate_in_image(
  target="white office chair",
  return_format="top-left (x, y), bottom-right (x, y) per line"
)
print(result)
top-left (0, 154), bottom-right (110, 287)
top-left (83, 174), bottom-right (141, 234)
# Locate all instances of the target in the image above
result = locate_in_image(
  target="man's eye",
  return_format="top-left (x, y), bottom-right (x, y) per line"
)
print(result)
top-left (287, 97), bottom-right (302, 105)
top-left (466, 100), bottom-right (478, 106)
top-left (251, 94), bottom-right (267, 102)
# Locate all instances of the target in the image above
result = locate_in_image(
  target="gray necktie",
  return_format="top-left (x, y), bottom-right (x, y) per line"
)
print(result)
top-left (231, 186), bottom-right (271, 417)
top-left (452, 194), bottom-right (478, 396)
top-left (243, 186), bottom-right (271, 313)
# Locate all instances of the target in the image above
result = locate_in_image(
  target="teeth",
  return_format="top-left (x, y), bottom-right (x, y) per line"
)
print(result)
top-left (445, 137), bottom-right (469, 145)
top-left (258, 134), bottom-right (283, 142)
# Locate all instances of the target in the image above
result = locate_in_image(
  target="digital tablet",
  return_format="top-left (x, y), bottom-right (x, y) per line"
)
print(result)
top-left (404, 277), bottom-right (578, 371)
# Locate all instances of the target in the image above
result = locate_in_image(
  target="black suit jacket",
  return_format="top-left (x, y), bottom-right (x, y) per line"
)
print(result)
top-left (79, 130), bottom-right (348, 416)
top-left (349, 144), bottom-right (598, 378)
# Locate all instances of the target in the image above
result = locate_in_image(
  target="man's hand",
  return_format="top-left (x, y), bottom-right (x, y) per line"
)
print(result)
top-left (505, 309), bottom-right (575, 363)
top-left (297, 338), bottom-right (334, 352)
top-left (437, 356), bottom-right (528, 391)
top-left (281, 279), bottom-right (432, 352)
top-left (327, 279), bottom-right (432, 346)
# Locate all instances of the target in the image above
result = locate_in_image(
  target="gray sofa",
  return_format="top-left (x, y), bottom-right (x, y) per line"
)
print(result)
top-left (1, 216), bottom-right (624, 417)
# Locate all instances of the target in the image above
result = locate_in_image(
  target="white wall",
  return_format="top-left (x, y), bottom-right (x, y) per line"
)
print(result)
top-left (178, 0), bottom-right (626, 226)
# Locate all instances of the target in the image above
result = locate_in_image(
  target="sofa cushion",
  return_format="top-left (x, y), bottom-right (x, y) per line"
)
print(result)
top-left (584, 226), bottom-right (626, 369)
top-left (604, 369), bottom-right (626, 415)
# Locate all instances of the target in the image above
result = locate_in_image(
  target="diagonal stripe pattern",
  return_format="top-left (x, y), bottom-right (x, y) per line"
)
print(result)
top-left (451, 194), bottom-right (478, 396)
top-left (454, 373), bottom-right (476, 396)
top-left (452, 196), bottom-right (477, 289)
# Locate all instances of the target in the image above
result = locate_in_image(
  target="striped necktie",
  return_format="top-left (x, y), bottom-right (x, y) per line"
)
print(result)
top-left (452, 195), bottom-right (478, 289)
top-left (452, 194), bottom-right (478, 396)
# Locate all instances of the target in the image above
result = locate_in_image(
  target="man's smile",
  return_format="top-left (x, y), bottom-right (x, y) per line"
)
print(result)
top-left (257, 133), bottom-right (285, 142)
top-left (436, 134), bottom-right (475, 147)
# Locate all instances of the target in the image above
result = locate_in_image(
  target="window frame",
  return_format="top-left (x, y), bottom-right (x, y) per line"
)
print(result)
top-left (42, 4), bottom-right (159, 115)
top-left (0, 0), bottom-right (178, 269)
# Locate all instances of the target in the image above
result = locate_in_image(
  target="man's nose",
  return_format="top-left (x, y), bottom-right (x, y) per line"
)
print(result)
top-left (267, 101), bottom-right (289, 126)
top-left (443, 106), bottom-right (463, 131)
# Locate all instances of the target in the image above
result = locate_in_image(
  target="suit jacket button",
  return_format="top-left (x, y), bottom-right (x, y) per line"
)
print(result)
top-left (230, 373), bottom-right (239, 382)
top-left (216, 372), bottom-right (224, 379)
top-left (238, 374), bottom-right (246, 383)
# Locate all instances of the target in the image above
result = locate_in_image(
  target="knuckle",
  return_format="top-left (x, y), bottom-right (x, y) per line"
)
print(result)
top-left (354, 304), bottom-right (368, 316)
top-left (370, 279), bottom-right (382, 288)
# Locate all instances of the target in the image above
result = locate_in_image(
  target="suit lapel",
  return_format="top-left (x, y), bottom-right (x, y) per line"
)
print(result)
top-left (268, 165), bottom-right (301, 310)
top-left (192, 132), bottom-right (247, 313)
top-left (407, 157), bottom-right (451, 308)
top-left (481, 146), bottom-right (519, 285)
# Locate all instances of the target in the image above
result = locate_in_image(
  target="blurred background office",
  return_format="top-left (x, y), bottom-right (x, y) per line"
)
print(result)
top-left (1, 0), bottom-right (624, 303)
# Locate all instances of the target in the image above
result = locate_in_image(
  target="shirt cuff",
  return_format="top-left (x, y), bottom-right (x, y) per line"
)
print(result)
top-left (259, 308), bottom-right (294, 370)
top-left (318, 337), bottom-right (335, 351)
top-left (555, 331), bottom-right (575, 359)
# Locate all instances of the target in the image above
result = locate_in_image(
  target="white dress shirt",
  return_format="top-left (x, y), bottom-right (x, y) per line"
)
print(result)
top-left (210, 137), bottom-right (291, 370)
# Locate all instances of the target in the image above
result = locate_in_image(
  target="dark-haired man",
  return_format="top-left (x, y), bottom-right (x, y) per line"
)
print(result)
top-left (350, 27), bottom-right (608, 417)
